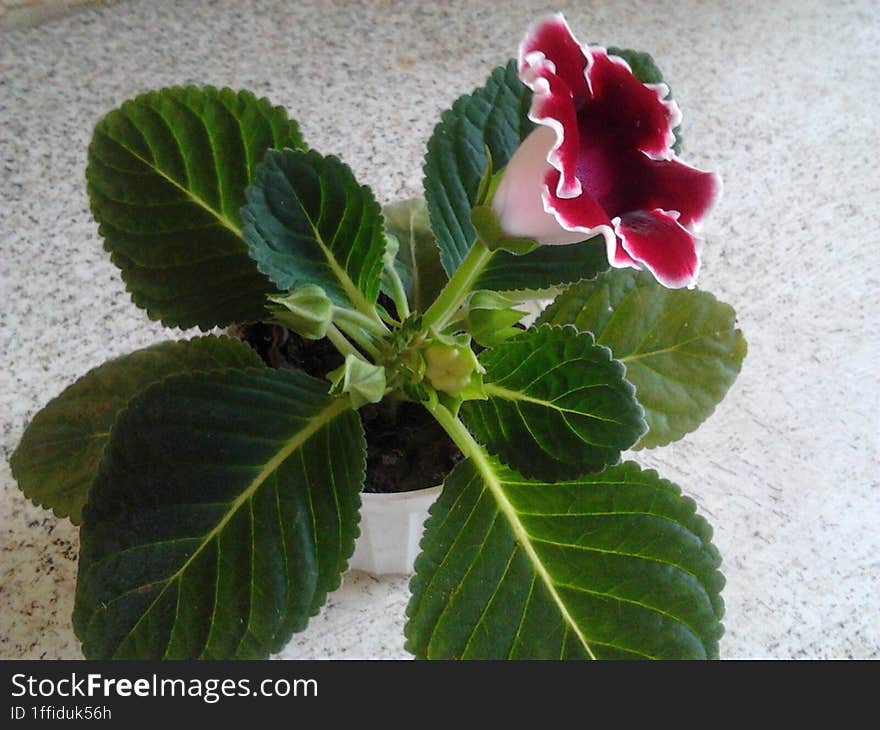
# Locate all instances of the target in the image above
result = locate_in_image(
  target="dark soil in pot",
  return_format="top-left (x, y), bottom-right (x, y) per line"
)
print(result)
top-left (230, 322), bottom-right (462, 493)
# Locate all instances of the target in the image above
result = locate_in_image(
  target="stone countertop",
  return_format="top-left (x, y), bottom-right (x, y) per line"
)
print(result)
top-left (1, 0), bottom-right (877, 660)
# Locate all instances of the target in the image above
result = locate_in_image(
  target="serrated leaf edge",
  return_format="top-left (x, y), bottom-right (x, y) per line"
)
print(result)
top-left (9, 335), bottom-right (263, 523)
top-left (243, 148), bottom-right (384, 315)
top-left (77, 371), bottom-right (353, 658)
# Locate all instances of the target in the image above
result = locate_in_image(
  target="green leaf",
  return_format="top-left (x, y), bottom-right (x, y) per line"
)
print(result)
top-left (74, 368), bottom-right (364, 659)
top-left (460, 325), bottom-right (646, 480)
top-left (538, 269), bottom-right (747, 448)
top-left (607, 46), bottom-right (682, 154)
top-left (243, 148), bottom-right (385, 313)
top-left (87, 86), bottom-right (304, 329)
top-left (479, 243), bottom-right (608, 292)
top-left (467, 290), bottom-right (526, 347)
top-left (9, 336), bottom-right (262, 524)
top-left (406, 458), bottom-right (724, 659)
top-left (423, 60), bottom-right (609, 291)
top-left (381, 198), bottom-right (447, 313)
top-left (424, 61), bottom-right (531, 274)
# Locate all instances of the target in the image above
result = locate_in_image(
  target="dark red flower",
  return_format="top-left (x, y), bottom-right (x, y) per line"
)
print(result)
top-left (491, 14), bottom-right (720, 288)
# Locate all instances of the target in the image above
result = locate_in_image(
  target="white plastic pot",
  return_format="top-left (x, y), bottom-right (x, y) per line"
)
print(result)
top-left (348, 485), bottom-right (442, 575)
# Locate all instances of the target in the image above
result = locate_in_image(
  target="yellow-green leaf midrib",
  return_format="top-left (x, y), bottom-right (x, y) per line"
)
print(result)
top-left (103, 396), bottom-right (349, 658)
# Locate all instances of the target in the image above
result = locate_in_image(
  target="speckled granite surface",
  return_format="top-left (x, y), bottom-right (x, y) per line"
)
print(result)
top-left (1, 1), bottom-right (115, 30)
top-left (1, 0), bottom-right (877, 660)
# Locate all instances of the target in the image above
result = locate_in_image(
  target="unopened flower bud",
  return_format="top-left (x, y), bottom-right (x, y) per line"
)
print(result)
top-left (268, 284), bottom-right (333, 340)
top-left (328, 355), bottom-right (387, 409)
top-left (424, 339), bottom-right (484, 397)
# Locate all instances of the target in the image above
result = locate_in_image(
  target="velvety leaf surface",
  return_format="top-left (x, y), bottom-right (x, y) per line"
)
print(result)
top-left (73, 368), bottom-right (364, 659)
top-left (406, 459), bottom-right (724, 660)
top-left (423, 61), bottom-right (608, 291)
top-left (382, 198), bottom-right (447, 313)
top-left (87, 86), bottom-right (303, 328)
top-left (10, 336), bottom-right (262, 523)
top-left (460, 325), bottom-right (646, 480)
top-left (243, 148), bottom-right (385, 312)
top-left (539, 270), bottom-right (747, 448)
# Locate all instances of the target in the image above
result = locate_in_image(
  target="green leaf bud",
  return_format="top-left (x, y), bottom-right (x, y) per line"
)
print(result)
top-left (467, 291), bottom-right (527, 347)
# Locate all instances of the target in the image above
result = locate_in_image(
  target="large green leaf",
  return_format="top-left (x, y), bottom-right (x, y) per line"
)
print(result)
top-left (423, 61), bottom-right (608, 291)
top-left (242, 148), bottom-right (385, 312)
top-left (406, 458), bottom-right (724, 659)
top-left (73, 368), bottom-right (364, 659)
top-left (460, 325), bottom-right (646, 480)
top-left (87, 86), bottom-right (304, 329)
top-left (424, 60), bottom-right (530, 275)
top-left (10, 336), bottom-right (262, 524)
top-left (539, 270), bottom-right (747, 448)
top-left (382, 198), bottom-right (447, 313)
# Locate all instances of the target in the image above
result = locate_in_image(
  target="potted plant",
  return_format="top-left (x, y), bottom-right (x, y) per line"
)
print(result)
top-left (9, 14), bottom-right (745, 660)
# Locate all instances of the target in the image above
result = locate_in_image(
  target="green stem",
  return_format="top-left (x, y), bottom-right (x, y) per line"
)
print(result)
top-left (384, 261), bottom-right (411, 319)
top-left (422, 240), bottom-right (494, 331)
top-left (424, 399), bottom-right (477, 456)
top-left (424, 400), bottom-right (597, 660)
top-left (333, 306), bottom-right (391, 338)
top-left (335, 318), bottom-right (382, 360)
top-left (364, 305), bottom-right (390, 330)
top-left (326, 324), bottom-right (365, 361)
top-left (377, 303), bottom-right (400, 327)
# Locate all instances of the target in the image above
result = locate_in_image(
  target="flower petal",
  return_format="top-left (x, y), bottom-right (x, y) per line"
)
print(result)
top-left (542, 167), bottom-right (617, 249)
top-left (572, 144), bottom-right (720, 228)
top-left (584, 50), bottom-right (681, 158)
top-left (523, 65), bottom-right (583, 199)
top-left (607, 237), bottom-right (642, 270)
top-left (640, 157), bottom-right (721, 227)
top-left (518, 14), bottom-right (593, 200)
top-left (519, 13), bottom-right (591, 101)
top-left (492, 126), bottom-right (587, 244)
top-left (614, 209), bottom-right (702, 288)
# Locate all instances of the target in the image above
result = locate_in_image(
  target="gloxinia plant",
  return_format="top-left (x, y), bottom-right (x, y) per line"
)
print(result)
top-left (10, 14), bottom-right (745, 660)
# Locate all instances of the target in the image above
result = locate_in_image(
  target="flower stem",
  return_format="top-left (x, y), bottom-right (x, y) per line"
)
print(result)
top-left (377, 303), bottom-right (400, 327)
top-left (424, 398), bottom-right (480, 457)
top-left (334, 318), bottom-right (382, 360)
top-left (326, 323), bottom-right (366, 361)
top-left (421, 240), bottom-right (494, 331)
top-left (384, 261), bottom-right (411, 320)
top-left (333, 306), bottom-right (390, 339)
